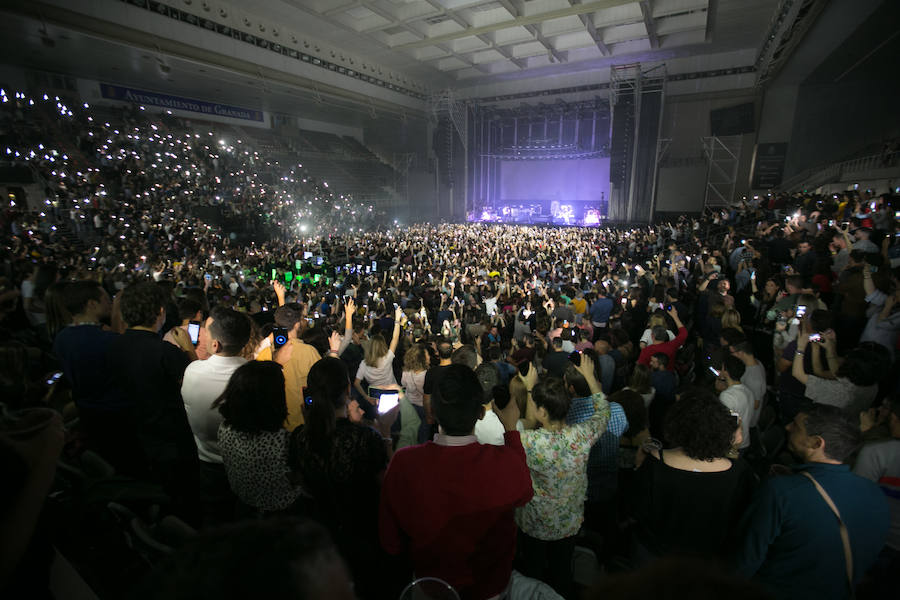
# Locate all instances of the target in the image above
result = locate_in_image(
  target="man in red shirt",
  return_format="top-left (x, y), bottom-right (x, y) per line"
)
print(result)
top-left (379, 364), bottom-right (534, 599)
top-left (637, 306), bottom-right (688, 370)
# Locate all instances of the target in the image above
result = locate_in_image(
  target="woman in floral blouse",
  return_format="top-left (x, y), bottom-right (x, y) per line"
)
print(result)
top-left (516, 364), bottom-right (610, 598)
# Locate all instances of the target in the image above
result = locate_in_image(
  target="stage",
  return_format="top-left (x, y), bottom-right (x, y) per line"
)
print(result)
top-left (469, 156), bottom-right (611, 227)
top-left (471, 200), bottom-right (609, 227)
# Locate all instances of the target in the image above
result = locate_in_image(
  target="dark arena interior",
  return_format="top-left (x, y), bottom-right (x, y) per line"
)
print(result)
top-left (1, 1), bottom-right (899, 599)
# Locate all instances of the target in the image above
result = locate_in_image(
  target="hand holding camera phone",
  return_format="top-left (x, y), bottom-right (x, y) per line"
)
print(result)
top-left (370, 387), bottom-right (400, 415)
top-left (187, 320), bottom-right (201, 346)
top-left (272, 326), bottom-right (289, 351)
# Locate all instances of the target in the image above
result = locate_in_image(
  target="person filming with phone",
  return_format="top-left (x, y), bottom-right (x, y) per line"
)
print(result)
top-left (181, 306), bottom-right (252, 523)
top-left (256, 303), bottom-right (322, 430)
top-left (353, 305), bottom-right (403, 420)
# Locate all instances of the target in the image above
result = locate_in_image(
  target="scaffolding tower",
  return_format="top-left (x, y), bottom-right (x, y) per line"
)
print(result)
top-left (701, 135), bottom-right (743, 207)
top-left (430, 89), bottom-right (468, 218)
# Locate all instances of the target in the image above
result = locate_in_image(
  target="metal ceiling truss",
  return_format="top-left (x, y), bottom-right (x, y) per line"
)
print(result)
top-left (755, 0), bottom-right (829, 86)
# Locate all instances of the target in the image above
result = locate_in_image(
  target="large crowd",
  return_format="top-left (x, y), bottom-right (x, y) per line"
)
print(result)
top-left (1, 88), bottom-right (899, 600)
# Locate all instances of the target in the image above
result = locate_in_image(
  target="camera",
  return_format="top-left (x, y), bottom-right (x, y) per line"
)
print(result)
top-left (568, 350), bottom-right (581, 367)
top-left (187, 320), bottom-right (201, 346)
top-left (370, 388), bottom-right (400, 415)
top-left (272, 327), bottom-right (289, 351)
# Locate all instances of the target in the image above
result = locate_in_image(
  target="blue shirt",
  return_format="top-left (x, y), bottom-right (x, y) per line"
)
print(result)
top-left (589, 297), bottom-right (614, 325)
top-left (734, 463), bottom-right (889, 600)
top-left (566, 395), bottom-right (628, 502)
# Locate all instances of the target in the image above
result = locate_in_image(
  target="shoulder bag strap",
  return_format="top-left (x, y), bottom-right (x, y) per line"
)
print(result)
top-left (800, 471), bottom-right (854, 589)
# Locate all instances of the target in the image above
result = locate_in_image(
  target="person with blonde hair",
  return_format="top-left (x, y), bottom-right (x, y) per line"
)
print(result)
top-left (354, 306), bottom-right (403, 413)
top-left (721, 308), bottom-right (744, 333)
top-left (640, 312), bottom-right (675, 349)
top-left (400, 343), bottom-right (431, 444)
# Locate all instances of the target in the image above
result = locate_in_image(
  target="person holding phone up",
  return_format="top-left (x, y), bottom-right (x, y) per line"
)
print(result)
top-left (354, 305), bottom-right (403, 417)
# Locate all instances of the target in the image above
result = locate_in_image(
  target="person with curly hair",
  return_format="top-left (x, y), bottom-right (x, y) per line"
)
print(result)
top-left (105, 281), bottom-right (199, 515)
top-left (628, 388), bottom-right (755, 564)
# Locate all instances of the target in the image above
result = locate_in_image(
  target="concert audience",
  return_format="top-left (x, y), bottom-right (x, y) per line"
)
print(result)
top-left (1, 87), bottom-right (899, 599)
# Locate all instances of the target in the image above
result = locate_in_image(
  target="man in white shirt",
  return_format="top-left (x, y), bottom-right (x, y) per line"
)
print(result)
top-left (728, 338), bottom-right (767, 428)
top-left (717, 355), bottom-right (754, 452)
top-left (181, 306), bottom-right (250, 519)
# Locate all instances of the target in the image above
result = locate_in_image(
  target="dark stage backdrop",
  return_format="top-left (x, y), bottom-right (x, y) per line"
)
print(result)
top-left (499, 158), bottom-right (610, 204)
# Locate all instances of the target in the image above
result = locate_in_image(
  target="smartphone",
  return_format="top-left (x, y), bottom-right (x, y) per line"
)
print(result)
top-left (709, 366), bottom-right (720, 376)
top-left (272, 326), bottom-right (289, 351)
top-left (808, 333), bottom-right (822, 342)
top-left (295, 259), bottom-right (302, 270)
top-left (568, 350), bottom-right (582, 366)
top-left (303, 251), bottom-right (313, 260)
top-left (370, 388), bottom-right (400, 414)
top-left (372, 260), bottom-right (377, 271)
top-left (271, 268), bottom-right (277, 280)
top-left (187, 320), bottom-right (201, 346)
top-left (870, 202), bottom-right (876, 210)
top-left (795, 305), bottom-right (807, 318)
top-left (750, 271), bottom-right (756, 280)
top-left (563, 320), bottom-right (569, 328)
top-left (493, 385), bottom-right (511, 410)
top-left (45, 371), bottom-right (63, 386)
top-left (621, 297), bottom-right (627, 305)
top-left (658, 302), bottom-right (665, 310)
